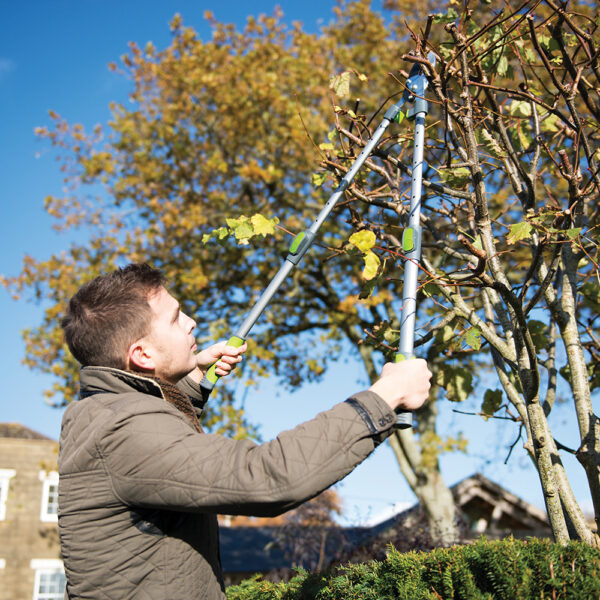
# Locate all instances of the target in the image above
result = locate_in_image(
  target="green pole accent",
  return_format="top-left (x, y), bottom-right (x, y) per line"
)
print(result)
top-left (402, 228), bottom-right (415, 252)
top-left (394, 351), bottom-right (415, 363)
top-left (289, 232), bottom-right (306, 254)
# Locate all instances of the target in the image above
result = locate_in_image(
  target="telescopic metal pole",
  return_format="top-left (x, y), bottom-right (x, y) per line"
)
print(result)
top-left (199, 99), bottom-right (404, 393)
top-left (201, 57), bottom-right (434, 431)
top-left (394, 55), bottom-right (435, 429)
top-left (396, 59), bottom-right (433, 363)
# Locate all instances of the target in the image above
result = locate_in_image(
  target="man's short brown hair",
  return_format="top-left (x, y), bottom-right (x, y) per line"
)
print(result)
top-left (62, 263), bottom-right (165, 369)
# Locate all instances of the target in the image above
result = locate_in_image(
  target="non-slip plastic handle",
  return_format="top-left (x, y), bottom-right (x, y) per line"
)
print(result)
top-left (199, 335), bottom-right (246, 395)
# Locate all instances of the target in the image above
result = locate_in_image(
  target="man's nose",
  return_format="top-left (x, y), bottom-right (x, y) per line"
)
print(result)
top-left (185, 314), bottom-right (196, 332)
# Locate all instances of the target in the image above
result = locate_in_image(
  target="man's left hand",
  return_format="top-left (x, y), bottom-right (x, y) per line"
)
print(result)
top-left (195, 340), bottom-right (247, 378)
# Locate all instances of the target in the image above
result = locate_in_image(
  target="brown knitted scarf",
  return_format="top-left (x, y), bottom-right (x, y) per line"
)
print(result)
top-left (150, 377), bottom-right (203, 433)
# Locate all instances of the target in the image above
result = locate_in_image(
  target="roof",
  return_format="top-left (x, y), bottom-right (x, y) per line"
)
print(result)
top-left (0, 423), bottom-right (54, 440)
top-left (370, 472), bottom-right (549, 533)
top-left (219, 524), bottom-right (375, 573)
top-left (218, 473), bottom-right (551, 575)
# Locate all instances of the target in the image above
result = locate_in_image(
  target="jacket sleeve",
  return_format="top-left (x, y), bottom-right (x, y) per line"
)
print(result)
top-left (98, 391), bottom-right (398, 517)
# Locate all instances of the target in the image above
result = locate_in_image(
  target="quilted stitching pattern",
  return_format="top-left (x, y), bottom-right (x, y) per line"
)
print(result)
top-left (59, 368), bottom-right (396, 599)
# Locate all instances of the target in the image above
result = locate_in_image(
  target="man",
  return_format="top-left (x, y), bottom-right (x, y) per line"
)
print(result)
top-left (58, 263), bottom-right (431, 599)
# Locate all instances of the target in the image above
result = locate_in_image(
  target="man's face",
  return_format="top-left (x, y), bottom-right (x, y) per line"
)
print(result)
top-left (143, 286), bottom-right (198, 383)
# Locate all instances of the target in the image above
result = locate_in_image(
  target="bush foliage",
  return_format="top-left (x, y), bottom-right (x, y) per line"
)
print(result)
top-left (226, 537), bottom-right (600, 600)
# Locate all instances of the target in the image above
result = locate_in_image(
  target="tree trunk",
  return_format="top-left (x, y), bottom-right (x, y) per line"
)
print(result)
top-left (389, 428), bottom-right (459, 546)
top-left (355, 337), bottom-right (459, 545)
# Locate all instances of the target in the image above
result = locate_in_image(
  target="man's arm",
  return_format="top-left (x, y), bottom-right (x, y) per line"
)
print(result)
top-left (100, 359), bottom-right (430, 517)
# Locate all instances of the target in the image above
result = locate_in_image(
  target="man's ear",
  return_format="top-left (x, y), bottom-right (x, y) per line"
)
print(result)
top-left (127, 339), bottom-right (156, 373)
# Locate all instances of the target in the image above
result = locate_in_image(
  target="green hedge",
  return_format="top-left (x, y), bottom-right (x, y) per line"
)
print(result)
top-left (226, 537), bottom-right (600, 599)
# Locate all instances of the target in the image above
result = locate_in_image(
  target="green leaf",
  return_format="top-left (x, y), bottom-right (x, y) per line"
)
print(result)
top-left (359, 276), bottom-right (380, 299)
top-left (433, 8), bottom-right (459, 23)
top-left (481, 389), bottom-right (503, 420)
top-left (311, 171), bottom-right (327, 188)
top-left (559, 364), bottom-right (572, 384)
top-left (510, 101), bottom-right (532, 118)
top-left (232, 219), bottom-right (253, 242)
top-left (439, 167), bottom-right (471, 189)
top-left (362, 250), bottom-right (380, 280)
top-left (441, 365), bottom-right (474, 402)
top-left (422, 282), bottom-right (441, 298)
top-left (216, 227), bottom-right (229, 241)
top-left (507, 221), bottom-right (532, 244)
top-left (329, 71), bottom-right (351, 98)
top-left (524, 47), bottom-right (536, 63)
top-left (581, 282), bottom-right (600, 313)
top-left (590, 363), bottom-right (600, 392)
top-left (527, 320), bottom-right (549, 349)
top-left (497, 55), bottom-right (508, 77)
top-left (464, 327), bottom-right (482, 351)
top-left (201, 226), bottom-right (230, 245)
top-left (319, 142), bottom-right (334, 151)
top-left (436, 324), bottom-right (455, 346)
top-left (565, 227), bottom-right (581, 240)
top-left (349, 230), bottom-right (376, 253)
top-left (225, 217), bottom-right (243, 229)
top-left (481, 129), bottom-right (506, 159)
top-left (541, 112), bottom-right (561, 133)
top-left (539, 34), bottom-right (560, 53)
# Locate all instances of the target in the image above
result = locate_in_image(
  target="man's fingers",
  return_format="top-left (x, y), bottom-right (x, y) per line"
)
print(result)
top-left (214, 345), bottom-right (246, 376)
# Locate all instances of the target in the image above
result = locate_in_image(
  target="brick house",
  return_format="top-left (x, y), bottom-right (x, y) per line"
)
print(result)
top-left (0, 423), bottom-right (64, 600)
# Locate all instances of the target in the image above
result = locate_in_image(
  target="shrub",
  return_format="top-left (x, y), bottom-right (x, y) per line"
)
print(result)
top-left (226, 537), bottom-right (600, 599)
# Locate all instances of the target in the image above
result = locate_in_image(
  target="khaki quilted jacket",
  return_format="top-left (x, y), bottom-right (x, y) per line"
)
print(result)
top-left (58, 366), bottom-right (399, 599)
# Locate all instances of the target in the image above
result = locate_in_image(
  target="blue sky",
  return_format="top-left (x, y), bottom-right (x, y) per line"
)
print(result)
top-left (0, 0), bottom-right (593, 526)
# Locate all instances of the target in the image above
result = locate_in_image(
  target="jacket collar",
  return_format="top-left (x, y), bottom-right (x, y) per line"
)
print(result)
top-left (79, 366), bottom-right (165, 400)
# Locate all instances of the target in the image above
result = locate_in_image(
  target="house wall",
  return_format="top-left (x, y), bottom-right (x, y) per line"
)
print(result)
top-left (0, 436), bottom-right (61, 600)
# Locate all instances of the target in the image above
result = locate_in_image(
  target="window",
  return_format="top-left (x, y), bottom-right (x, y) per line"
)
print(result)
top-left (31, 560), bottom-right (66, 600)
top-left (0, 469), bottom-right (16, 520)
top-left (39, 471), bottom-right (59, 522)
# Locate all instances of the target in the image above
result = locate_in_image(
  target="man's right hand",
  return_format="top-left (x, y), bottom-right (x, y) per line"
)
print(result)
top-left (369, 359), bottom-right (432, 413)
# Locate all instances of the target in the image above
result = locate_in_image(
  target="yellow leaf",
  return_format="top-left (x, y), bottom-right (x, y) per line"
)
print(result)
top-left (349, 230), bottom-right (376, 252)
top-left (362, 251), bottom-right (380, 280)
top-left (329, 71), bottom-right (350, 98)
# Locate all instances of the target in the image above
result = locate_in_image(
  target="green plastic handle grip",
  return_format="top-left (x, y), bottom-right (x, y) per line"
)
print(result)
top-left (201, 335), bottom-right (245, 389)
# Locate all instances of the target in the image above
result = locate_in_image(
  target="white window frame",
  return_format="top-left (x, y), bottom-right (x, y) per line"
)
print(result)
top-left (30, 559), bottom-right (65, 600)
top-left (39, 471), bottom-right (59, 522)
top-left (0, 469), bottom-right (16, 521)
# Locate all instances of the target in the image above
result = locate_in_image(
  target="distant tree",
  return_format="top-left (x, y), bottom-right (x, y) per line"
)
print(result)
top-left (270, 489), bottom-right (344, 572)
top-left (16, 0), bottom-right (600, 548)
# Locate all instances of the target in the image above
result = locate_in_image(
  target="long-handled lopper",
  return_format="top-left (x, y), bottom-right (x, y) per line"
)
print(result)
top-left (200, 54), bottom-right (435, 429)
